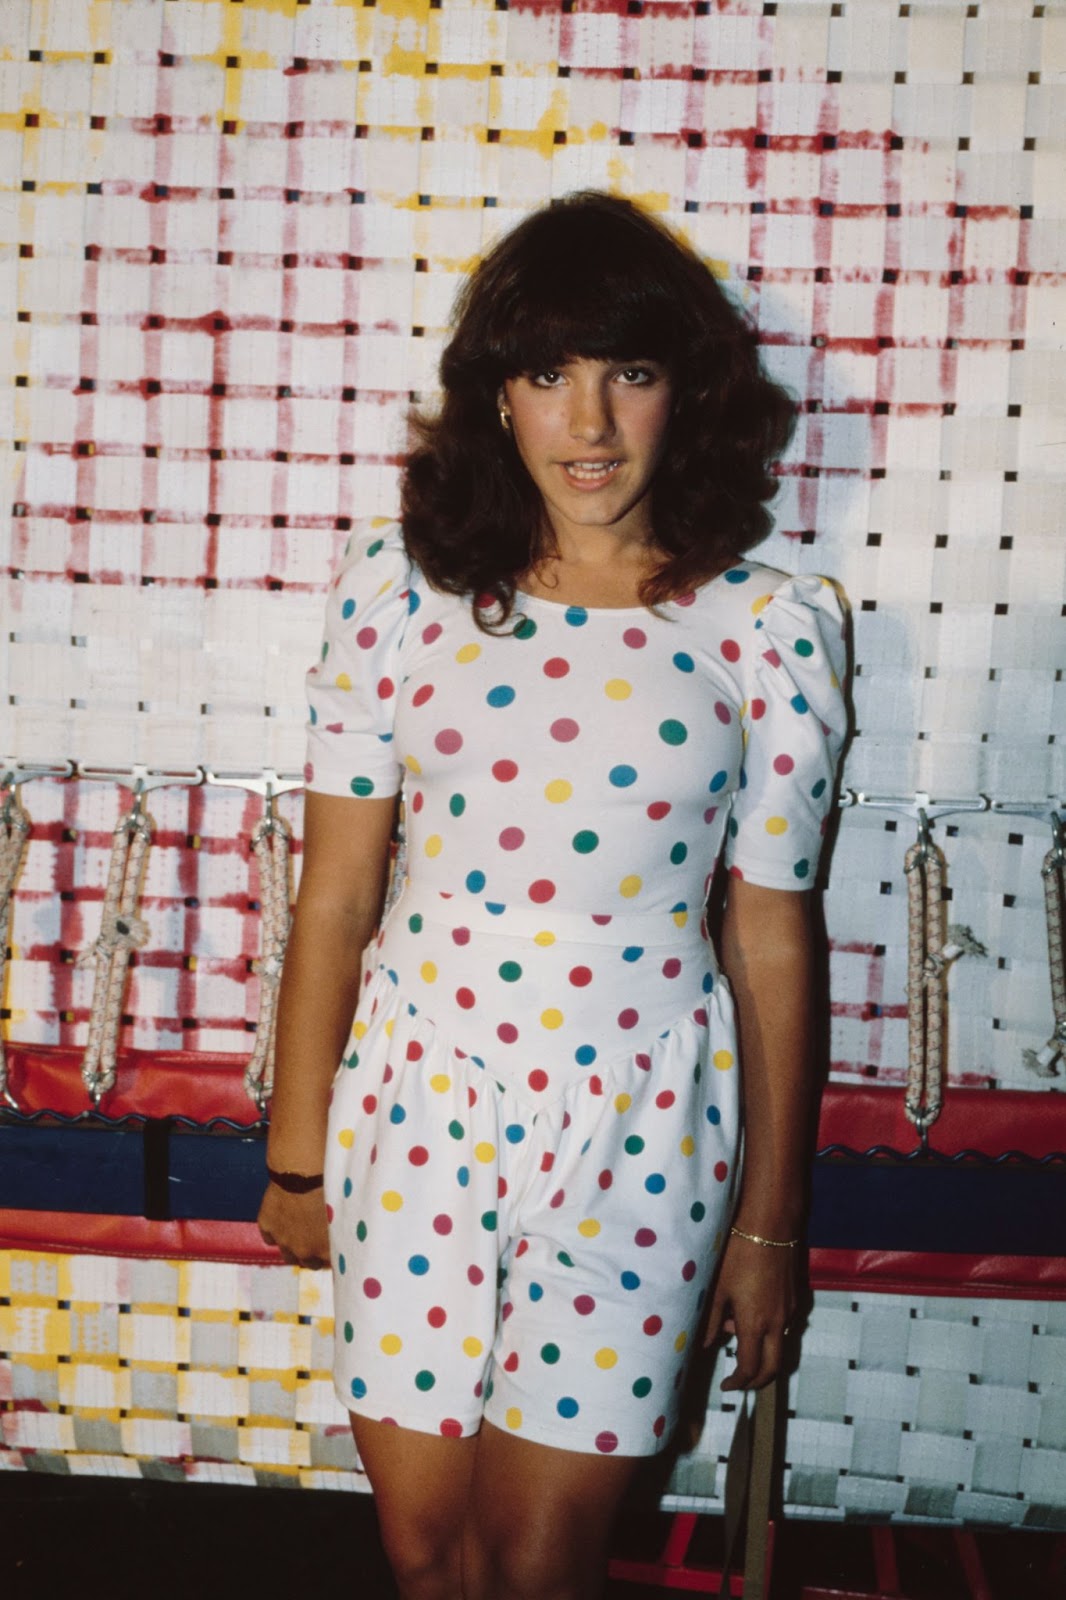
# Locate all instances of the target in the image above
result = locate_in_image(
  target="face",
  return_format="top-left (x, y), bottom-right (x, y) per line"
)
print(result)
top-left (501, 357), bottom-right (674, 550)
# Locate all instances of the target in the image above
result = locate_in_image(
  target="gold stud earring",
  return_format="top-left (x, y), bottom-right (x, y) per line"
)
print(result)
top-left (499, 406), bottom-right (512, 433)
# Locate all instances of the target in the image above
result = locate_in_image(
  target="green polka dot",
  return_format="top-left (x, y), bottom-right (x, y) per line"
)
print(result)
top-left (690, 1201), bottom-right (706, 1222)
top-left (794, 859), bottom-right (810, 879)
top-left (514, 617), bottom-right (538, 640)
top-left (350, 776), bottom-right (374, 797)
top-left (415, 1370), bottom-right (436, 1391)
top-left (541, 1343), bottom-right (561, 1364)
top-left (356, 1220), bottom-right (367, 1241)
top-left (669, 841), bottom-right (687, 864)
top-left (499, 960), bottom-right (522, 982)
top-left (344, 1321), bottom-right (354, 1343)
top-left (481, 1210), bottom-right (498, 1231)
top-left (557, 1250), bottom-right (574, 1268)
top-left (449, 794), bottom-right (466, 817)
top-left (632, 1376), bottom-right (653, 1398)
top-left (572, 830), bottom-right (599, 854)
top-left (448, 1120), bottom-right (465, 1140)
top-left (367, 538), bottom-right (384, 556)
top-left (624, 1135), bottom-right (645, 1155)
top-left (658, 719), bottom-right (688, 746)
top-left (795, 637), bottom-right (814, 657)
top-left (345, 1051), bottom-right (359, 1069)
top-left (408, 913), bottom-right (423, 933)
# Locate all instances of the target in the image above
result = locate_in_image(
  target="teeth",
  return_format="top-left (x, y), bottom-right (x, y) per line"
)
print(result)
top-left (566, 461), bottom-right (618, 480)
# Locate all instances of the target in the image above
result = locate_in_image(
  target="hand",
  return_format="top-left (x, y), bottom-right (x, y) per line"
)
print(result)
top-left (257, 1182), bottom-right (331, 1270)
top-left (702, 1230), bottom-right (798, 1390)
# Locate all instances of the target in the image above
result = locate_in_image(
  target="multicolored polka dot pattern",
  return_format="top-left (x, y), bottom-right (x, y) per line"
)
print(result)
top-left (308, 527), bottom-right (847, 1455)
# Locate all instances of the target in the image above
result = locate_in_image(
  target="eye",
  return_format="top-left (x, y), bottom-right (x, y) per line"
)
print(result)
top-left (530, 369), bottom-right (565, 388)
top-left (616, 365), bottom-right (657, 386)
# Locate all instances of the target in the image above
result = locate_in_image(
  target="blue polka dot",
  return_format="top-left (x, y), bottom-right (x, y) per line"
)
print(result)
top-left (645, 1173), bottom-right (667, 1194)
top-left (485, 901), bottom-right (506, 915)
top-left (811, 777), bottom-right (827, 798)
top-left (466, 869), bottom-right (486, 893)
top-left (622, 946), bottom-right (644, 962)
top-left (672, 651), bottom-right (694, 673)
top-left (709, 770), bottom-right (728, 792)
top-left (338, 1254), bottom-right (346, 1274)
top-left (564, 606), bottom-right (588, 627)
top-left (408, 1254), bottom-right (429, 1275)
top-left (407, 589), bottom-right (421, 614)
top-left (706, 1105), bottom-right (721, 1125)
top-left (724, 568), bottom-right (749, 584)
top-left (343, 1177), bottom-right (353, 1197)
top-left (487, 685), bottom-right (516, 708)
top-left (609, 764), bottom-right (637, 788)
top-left (309, 706), bottom-right (317, 725)
top-left (621, 1270), bottom-right (641, 1291)
top-left (529, 1282), bottom-right (544, 1302)
top-left (351, 1377), bottom-right (367, 1399)
top-left (575, 1044), bottom-right (596, 1065)
top-left (557, 1396), bottom-right (580, 1418)
top-left (389, 1105), bottom-right (406, 1125)
top-left (341, 598), bottom-right (356, 619)
top-left (505, 1123), bottom-right (526, 1144)
top-left (702, 971), bottom-right (714, 993)
top-left (457, 1165), bottom-right (470, 1187)
top-left (791, 693), bottom-right (809, 714)
top-left (691, 1201), bottom-right (706, 1222)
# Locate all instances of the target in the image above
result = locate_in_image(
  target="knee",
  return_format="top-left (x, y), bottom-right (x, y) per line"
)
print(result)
top-left (464, 1523), bottom-right (600, 1600)
top-left (377, 1513), bottom-right (463, 1600)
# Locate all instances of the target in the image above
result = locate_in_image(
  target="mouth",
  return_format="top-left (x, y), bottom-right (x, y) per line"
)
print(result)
top-left (559, 460), bottom-right (622, 486)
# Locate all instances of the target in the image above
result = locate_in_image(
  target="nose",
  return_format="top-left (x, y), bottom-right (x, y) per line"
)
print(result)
top-left (568, 376), bottom-right (615, 444)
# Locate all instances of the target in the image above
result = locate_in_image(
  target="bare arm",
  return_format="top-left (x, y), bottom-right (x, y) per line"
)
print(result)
top-left (257, 789), bottom-right (398, 1266)
top-left (704, 878), bottom-right (818, 1388)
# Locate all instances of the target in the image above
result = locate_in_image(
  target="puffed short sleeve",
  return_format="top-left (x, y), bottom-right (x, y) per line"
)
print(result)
top-left (723, 573), bottom-right (849, 889)
top-left (303, 527), bottom-right (415, 800)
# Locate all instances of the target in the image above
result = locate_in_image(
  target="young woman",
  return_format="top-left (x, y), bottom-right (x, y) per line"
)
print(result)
top-left (258, 192), bottom-right (848, 1600)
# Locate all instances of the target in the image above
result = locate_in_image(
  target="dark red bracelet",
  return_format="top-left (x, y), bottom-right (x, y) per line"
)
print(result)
top-left (266, 1164), bottom-right (325, 1194)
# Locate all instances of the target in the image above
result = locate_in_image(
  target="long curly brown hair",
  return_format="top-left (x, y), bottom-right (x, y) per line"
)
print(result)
top-left (401, 192), bottom-right (795, 628)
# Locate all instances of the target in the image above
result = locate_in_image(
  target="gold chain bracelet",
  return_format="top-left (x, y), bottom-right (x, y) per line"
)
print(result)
top-left (729, 1224), bottom-right (799, 1249)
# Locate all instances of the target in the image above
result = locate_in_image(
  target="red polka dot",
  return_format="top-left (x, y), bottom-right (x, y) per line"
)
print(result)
top-left (474, 592), bottom-right (495, 610)
top-left (721, 638), bottom-right (741, 662)
top-left (409, 1145), bottom-right (429, 1166)
top-left (325, 1204), bottom-right (334, 1222)
top-left (499, 827), bottom-right (525, 850)
top-left (411, 790), bottom-right (424, 813)
top-left (550, 1188), bottom-right (566, 1209)
top-left (635, 1053), bottom-right (651, 1071)
top-left (356, 626), bottom-right (377, 648)
top-left (618, 1008), bottom-right (639, 1029)
top-left (773, 753), bottom-right (795, 774)
top-left (456, 987), bottom-right (476, 1009)
top-left (515, 1239), bottom-right (529, 1257)
top-left (635, 1228), bottom-right (657, 1247)
top-left (452, 926), bottom-right (470, 945)
top-left (433, 1213), bottom-right (452, 1234)
top-left (363, 1278), bottom-right (381, 1298)
top-left (492, 759), bottom-right (518, 782)
top-left (544, 657), bottom-right (570, 678)
top-left (504, 1352), bottom-right (520, 1372)
top-left (550, 717), bottom-right (580, 742)
top-left (751, 698), bottom-right (766, 720)
top-left (541, 1152), bottom-right (554, 1172)
top-left (728, 864), bottom-right (744, 880)
top-left (501, 1301), bottom-right (513, 1320)
top-left (596, 1431), bottom-right (619, 1454)
top-left (574, 1295), bottom-right (596, 1315)
top-left (589, 1075), bottom-right (604, 1095)
top-left (440, 1418), bottom-right (463, 1438)
top-left (653, 1414), bottom-right (666, 1437)
top-left (662, 958), bottom-right (681, 979)
top-left (498, 1022), bottom-right (518, 1044)
top-left (467, 1265), bottom-right (484, 1285)
top-left (498, 1177), bottom-right (508, 1199)
top-left (643, 1315), bottom-right (663, 1335)
top-left (682, 1260), bottom-right (697, 1281)
top-left (647, 801), bottom-right (671, 820)
top-left (693, 1007), bottom-right (708, 1026)
top-left (569, 965), bottom-right (592, 987)
top-left (383, 1065), bottom-right (394, 1083)
top-left (467, 1086), bottom-right (478, 1107)
top-left (406, 1040), bottom-right (423, 1061)
top-left (714, 1161), bottom-right (729, 1182)
top-left (427, 1306), bottom-right (447, 1328)
top-left (422, 622), bottom-right (442, 644)
top-left (675, 591), bottom-right (696, 607)
top-left (623, 627), bottom-right (647, 649)
top-left (529, 879), bottom-right (556, 903)
top-left (362, 1095), bottom-right (377, 1114)
top-left (435, 728), bottom-right (463, 754)
top-left (598, 1169), bottom-right (613, 1190)
top-left (656, 1090), bottom-right (676, 1109)
top-left (714, 701), bottom-right (732, 724)
top-left (412, 684), bottom-right (434, 707)
top-left (377, 677), bottom-right (395, 699)
top-left (704, 807), bottom-right (718, 824)
top-left (528, 1069), bottom-right (548, 1092)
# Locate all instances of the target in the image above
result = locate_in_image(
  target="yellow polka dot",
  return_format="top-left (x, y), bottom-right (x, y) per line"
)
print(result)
top-left (545, 779), bottom-right (572, 804)
top-left (404, 754), bottom-right (422, 775)
top-left (614, 1093), bottom-right (632, 1114)
top-left (541, 1008), bottom-right (564, 1030)
top-left (534, 930), bottom-right (556, 947)
top-left (381, 1190), bottom-right (404, 1212)
top-left (462, 1336), bottom-right (484, 1359)
top-left (739, 699), bottom-right (749, 721)
top-left (380, 1333), bottom-right (402, 1356)
top-left (420, 961), bottom-right (438, 983)
top-left (455, 642), bottom-right (481, 663)
top-left (765, 816), bottom-right (788, 835)
top-left (337, 1127), bottom-right (355, 1149)
top-left (429, 1073), bottom-right (451, 1094)
top-left (424, 834), bottom-right (443, 857)
top-left (619, 874), bottom-right (642, 899)
top-left (353, 1020), bottom-right (368, 1040)
top-left (751, 593), bottom-right (772, 615)
top-left (384, 1018), bottom-right (395, 1037)
top-left (578, 1218), bottom-right (601, 1239)
top-left (505, 1406), bottom-right (523, 1430)
top-left (675, 1331), bottom-right (688, 1353)
top-left (474, 1141), bottom-right (496, 1164)
top-left (672, 908), bottom-right (688, 929)
top-left (595, 1348), bottom-right (618, 1370)
top-left (680, 1135), bottom-right (696, 1157)
top-left (335, 672), bottom-right (352, 691)
top-left (604, 679), bottom-right (631, 700)
top-left (713, 1049), bottom-right (734, 1072)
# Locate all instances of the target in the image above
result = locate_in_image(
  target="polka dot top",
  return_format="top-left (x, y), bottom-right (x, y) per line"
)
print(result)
top-left (305, 526), bottom-right (849, 913)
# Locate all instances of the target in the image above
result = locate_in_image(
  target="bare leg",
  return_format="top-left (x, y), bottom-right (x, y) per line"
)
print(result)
top-left (461, 1422), bottom-right (642, 1600)
top-left (351, 1415), bottom-right (479, 1600)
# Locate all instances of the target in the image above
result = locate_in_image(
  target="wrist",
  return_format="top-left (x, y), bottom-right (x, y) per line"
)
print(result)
top-left (266, 1162), bottom-right (325, 1195)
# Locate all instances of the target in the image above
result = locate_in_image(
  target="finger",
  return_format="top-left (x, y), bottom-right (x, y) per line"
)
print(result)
top-left (721, 1327), bottom-right (764, 1392)
top-left (259, 1229), bottom-right (276, 1248)
top-left (748, 1334), bottom-right (785, 1390)
top-left (702, 1295), bottom-right (729, 1348)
